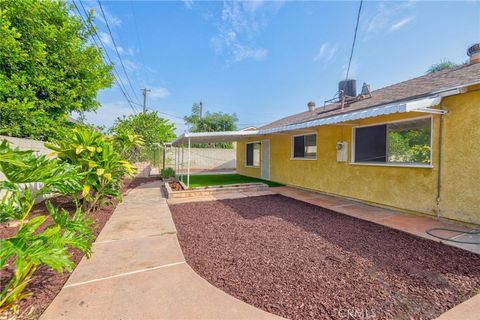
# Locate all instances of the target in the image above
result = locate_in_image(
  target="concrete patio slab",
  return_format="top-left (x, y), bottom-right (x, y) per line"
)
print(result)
top-left (42, 263), bottom-right (279, 320)
top-left (65, 234), bottom-right (184, 285)
top-left (436, 293), bottom-right (480, 320)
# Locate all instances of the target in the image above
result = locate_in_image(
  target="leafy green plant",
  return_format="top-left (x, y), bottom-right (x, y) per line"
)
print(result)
top-left (0, 141), bottom-right (93, 313)
top-left (113, 130), bottom-right (145, 161)
top-left (109, 111), bottom-right (175, 162)
top-left (0, 0), bottom-right (113, 141)
top-left (46, 126), bottom-right (136, 214)
top-left (161, 167), bottom-right (175, 178)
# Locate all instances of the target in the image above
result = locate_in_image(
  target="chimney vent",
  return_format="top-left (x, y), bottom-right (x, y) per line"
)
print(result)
top-left (339, 79), bottom-right (357, 97)
top-left (307, 101), bottom-right (316, 112)
top-left (467, 43), bottom-right (480, 64)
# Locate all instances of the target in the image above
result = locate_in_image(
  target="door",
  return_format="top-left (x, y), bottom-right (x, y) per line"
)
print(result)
top-left (261, 140), bottom-right (270, 180)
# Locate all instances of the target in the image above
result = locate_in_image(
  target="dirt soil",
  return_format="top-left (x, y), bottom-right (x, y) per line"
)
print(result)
top-left (0, 176), bottom-right (159, 319)
top-left (170, 195), bottom-right (480, 320)
top-left (169, 180), bottom-right (183, 191)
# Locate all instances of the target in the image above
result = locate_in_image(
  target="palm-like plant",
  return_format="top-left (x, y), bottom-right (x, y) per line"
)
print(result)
top-left (45, 126), bottom-right (136, 214)
top-left (0, 140), bottom-right (93, 313)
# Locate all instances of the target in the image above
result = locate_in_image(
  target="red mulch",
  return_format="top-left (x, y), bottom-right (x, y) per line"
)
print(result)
top-left (0, 176), bottom-right (159, 319)
top-left (170, 195), bottom-right (480, 320)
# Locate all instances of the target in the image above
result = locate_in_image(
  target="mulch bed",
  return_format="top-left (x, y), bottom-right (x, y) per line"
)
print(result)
top-left (0, 176), bottom-right (159, 319)
top-left (170, 195), bottom-right (480, 320)
top-left (168, 180), bottom-right (183, 191)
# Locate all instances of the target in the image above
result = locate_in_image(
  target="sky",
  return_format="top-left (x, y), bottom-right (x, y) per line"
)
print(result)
top-left (76, 0), bottom-right (480, 134)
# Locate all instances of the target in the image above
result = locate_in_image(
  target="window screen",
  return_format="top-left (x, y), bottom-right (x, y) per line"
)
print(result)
top-left (355, 125), bottom-right (387, 162)
top-left (354, 118), bottom-right (432, 165)
top-left (246, 143), bottom-right (260, 166)
top-left (292, 134), bottom-right (316, 159)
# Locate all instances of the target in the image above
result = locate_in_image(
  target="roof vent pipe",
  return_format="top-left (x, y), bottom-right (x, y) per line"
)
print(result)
top-left (467, 43), bottom-right (480, 64)
top-left (307, 101), bottom-right (316, 112)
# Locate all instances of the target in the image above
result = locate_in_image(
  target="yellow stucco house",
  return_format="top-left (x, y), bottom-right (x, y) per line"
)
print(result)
top-left (173, 45), bottom-right (480, 226)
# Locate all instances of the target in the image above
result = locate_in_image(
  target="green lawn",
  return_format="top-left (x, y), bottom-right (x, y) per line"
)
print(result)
top-left (179, 174), bottom-right (284, 188)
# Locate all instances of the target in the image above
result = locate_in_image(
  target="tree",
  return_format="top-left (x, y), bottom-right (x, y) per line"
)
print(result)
top-left (184, 103), bottom-right (238, 148)
top-left (109, 111), bottom-right (176, 161)
top-left (0, 0), bottom-right (114, 141)
top-left (427, 60), bottom-right (458, 74)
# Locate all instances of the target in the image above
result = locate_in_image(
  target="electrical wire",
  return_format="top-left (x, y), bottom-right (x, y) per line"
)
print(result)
top-left (97, 0), bottom-right (141, 104)
top-left (73, 0), bottom-right (138, 113)
top-left (344, 0), bottom-right (363, 82)
top-left (426, 228), bottom-right (480, 244)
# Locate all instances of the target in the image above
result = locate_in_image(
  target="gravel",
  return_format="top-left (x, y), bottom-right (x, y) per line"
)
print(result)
top-left (170, 194), bottom-right (480, 320)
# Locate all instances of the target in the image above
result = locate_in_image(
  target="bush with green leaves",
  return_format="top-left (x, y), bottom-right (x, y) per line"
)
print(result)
top-left (45, 126), bottom-right (137, 214)
top-left (109, 112), bottom-right (176, 162)
top-left (0, 140), bottom-right (94, 313)
top-left (161, 167), bottom-right (175, 178)
top-left (0, 0), bottom-right (113, 141)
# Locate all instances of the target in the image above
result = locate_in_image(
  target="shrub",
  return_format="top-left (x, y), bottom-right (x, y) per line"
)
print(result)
top-left (45, 127), bottom-right (137, 214)
top-left (161, 167), bottom-right (175, 178)
top-left (0, 141), bottom-right (93, 313)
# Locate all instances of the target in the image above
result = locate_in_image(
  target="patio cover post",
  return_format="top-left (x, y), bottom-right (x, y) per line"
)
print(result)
top-left (174, 146), bottom-right (178, 178)
top-left (187, 137), bottom-right (191, 188)
top-left (180, 144), bottom-right (184, 182)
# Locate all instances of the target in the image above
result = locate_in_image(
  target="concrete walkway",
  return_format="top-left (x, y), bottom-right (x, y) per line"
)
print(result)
top-left (41, 181), bottom-right (281, 320)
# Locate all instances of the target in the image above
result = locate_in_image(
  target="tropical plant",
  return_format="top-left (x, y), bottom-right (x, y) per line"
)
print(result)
top-left (113, 130), bottom-right (145, 161)
top-left (45, 127), bottom-right (136, 214)
top-left (109, 112), bottom-right (176, 162)
top-left (0, 140), bottom-right (93, 313)
top-left (0, 0), bottom-right (113, 141)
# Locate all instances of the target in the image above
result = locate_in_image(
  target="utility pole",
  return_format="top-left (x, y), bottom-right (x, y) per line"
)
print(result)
top-left (199, 101), bottom-right (203, 118)
top-left (141, 88), bottom-right (151, 113)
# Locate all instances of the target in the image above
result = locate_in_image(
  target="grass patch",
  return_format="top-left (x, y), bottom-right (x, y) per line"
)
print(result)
top-left (179, 174), bottom-right (284, 188)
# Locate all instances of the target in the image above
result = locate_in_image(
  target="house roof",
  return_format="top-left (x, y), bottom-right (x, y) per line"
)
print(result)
top-left (260, 62), bottom-right (480, 130)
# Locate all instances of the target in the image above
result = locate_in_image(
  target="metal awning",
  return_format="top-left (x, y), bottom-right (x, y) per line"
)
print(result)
top-left (258, 96), bottom-right (443, 134)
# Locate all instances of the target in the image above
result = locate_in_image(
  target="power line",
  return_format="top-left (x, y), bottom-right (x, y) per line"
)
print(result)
top-left (130, 1), bottom-right (150, 84)
top-left (73, 0), bottom-right (138, 113)
top-left (344, 0), bottom-right (363, 82)
top-left (97, 0), bottom-right (141, 104)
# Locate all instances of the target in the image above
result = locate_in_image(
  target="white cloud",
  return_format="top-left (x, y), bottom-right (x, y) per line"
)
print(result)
top-left (366, 1), bottom-right (415, 34)
top-left (149, 87), bottom-right (171, 100)
top-left (314, 42), bottom-right (338, 63)
top-left (210, 1), bottom-right (282, 63)
top-left (182, 0), bottom-right (194, 10)
top-left (390, 16), bottom-right (414, 32)
top-left (91, 3), bottom-right (122, 27)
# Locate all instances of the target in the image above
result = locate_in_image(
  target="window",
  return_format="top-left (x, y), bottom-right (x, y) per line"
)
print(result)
top-left (246, 142), bottom-right (260, 166)
top-left (354, 117), bottom-right (432, 165)
top-left (292, 134), bottom-right (317, 159)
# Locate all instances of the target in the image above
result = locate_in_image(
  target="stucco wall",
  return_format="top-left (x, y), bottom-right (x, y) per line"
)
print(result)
top-left (438, 89), bottom-right (480, 224)
top-left (237, 89), bottom-right (480, 225)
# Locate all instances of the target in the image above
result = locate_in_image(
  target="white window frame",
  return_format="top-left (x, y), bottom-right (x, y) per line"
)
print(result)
top-left (351, 115), bottom-right (434, 168)
top-left (245, 141), bottom-right (261, 167)
top-left (291, 132), bottom-right (317, 160)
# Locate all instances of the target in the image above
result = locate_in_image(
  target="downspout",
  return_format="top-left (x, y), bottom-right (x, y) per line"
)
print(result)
top-left (435, 108), bottom-right (444, 220)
